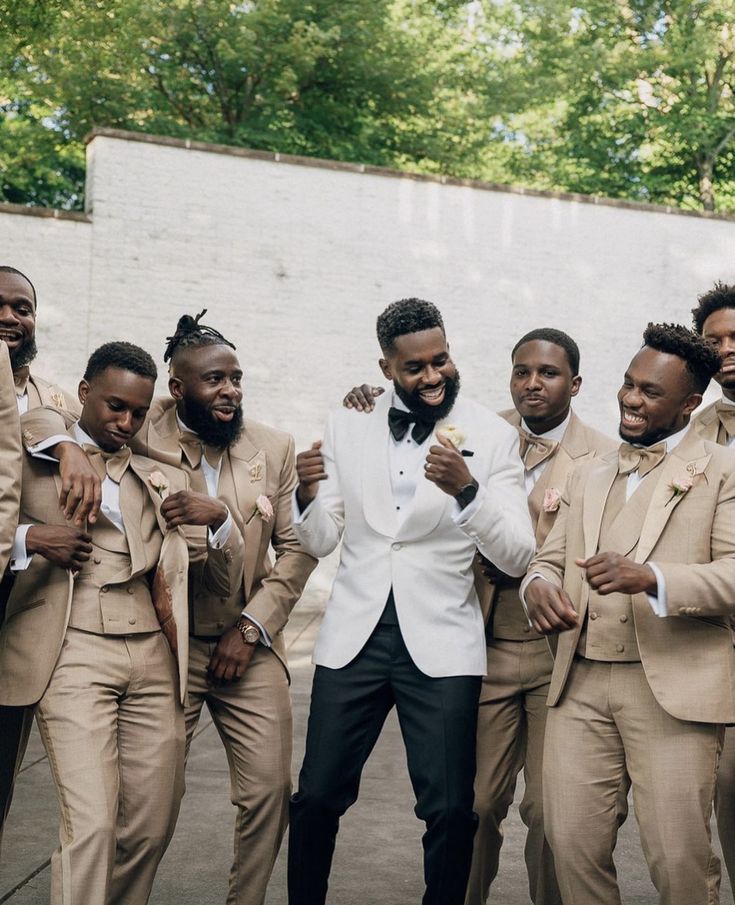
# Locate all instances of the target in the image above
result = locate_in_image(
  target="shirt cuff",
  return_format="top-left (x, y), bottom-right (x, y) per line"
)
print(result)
top-left (26, 435), bottom-right (80, 461)
top-left (646, 562), bottom-right (667, 617)
top-left (240, 612), bottom-right (272, 647)
top-left (208, 509), bottom-right (233, 547)
top-left (10, 524), bottom-right (33, 572)
top-left (519, 573), bottom-right (546, 624)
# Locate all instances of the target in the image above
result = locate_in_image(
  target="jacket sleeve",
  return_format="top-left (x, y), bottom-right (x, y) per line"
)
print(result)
top-left (292, 413), bottom-right (346, 558)
top-left (240, 435), bottom-right (318, 639)
top-left (0, 343), bottom-right (21, 575)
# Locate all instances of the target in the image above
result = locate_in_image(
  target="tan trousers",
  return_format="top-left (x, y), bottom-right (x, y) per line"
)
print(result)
top-left (716, 726), bottom-right (735, 888)
top-left (186, 638), bottom-right (292, 905)
top-left (466, 638), bottom-right (561, 905)
top-left (36, 629), bottom-right (185, 905)
top-left (544, 658), bottom-right (722, 905)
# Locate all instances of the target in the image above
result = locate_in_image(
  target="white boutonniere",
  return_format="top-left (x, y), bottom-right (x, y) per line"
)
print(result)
top-left (148, 470), bottom-right (170, 500)
top-left (246, 494), bottom-right (274, 525)
top-left (437, 424), bottom-right (474, 456)
top-left (543, 488), bottom-right (561, 513)
top-left (665, 474), bottom-right (693, 506)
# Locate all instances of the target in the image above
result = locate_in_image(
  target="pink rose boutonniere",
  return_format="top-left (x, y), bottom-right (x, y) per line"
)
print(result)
top-left (543, 488), bottom-right (561, 513)
top-left (666, 475), bottom-right (693, 506)
top-left (247, 494), bottom-right (274, 525)
top-left (148, 470), bottom-right (170, 500)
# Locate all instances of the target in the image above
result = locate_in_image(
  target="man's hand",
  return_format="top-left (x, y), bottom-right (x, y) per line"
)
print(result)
top-left (424, 433), bottom-right (473, 496)
top-left (26, 525), bottom-right (93, 570)
top-left (160, 490), bottom-right (228, 531)
top-left (525, 577), bottom-right (579, 634)
top-left (55, 442), bottom-right (102, 526)
top-left (479, 555), bottom-right (510, 586)
top-left (576, 553), bottom-right (657, 596)
top-left (207, 626), bottom-right (256, 684)
top-left (296, 441), bottom-right (327, 510)
top-left (342, 384), bottom-right (384, 412)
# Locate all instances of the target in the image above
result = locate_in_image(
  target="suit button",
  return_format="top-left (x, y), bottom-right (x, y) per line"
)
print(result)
top-left (127, 587), bottom-right (134, 595)
top-left (523, 625), bottom-right (530, 633)
top-left (392, 543), bottom-right (402, 551)
top-left (619, 614), bottom-right (628, 623)
top-left (590, 612), bottom-right (598, 620)
top-left (216, 621), bottom-right (224, 629)
top-left (101, 586), bottom-right (109, 593)
top-left (128, 617), bottom-right (136, 625)
top-left (616, 643), bottom-right (624, 653)
top-left (93, 557), bottom-right (102, 565)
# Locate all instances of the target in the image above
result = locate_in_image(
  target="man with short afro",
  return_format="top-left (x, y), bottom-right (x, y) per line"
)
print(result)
top-left (523, 323), bottom-right (735, 905)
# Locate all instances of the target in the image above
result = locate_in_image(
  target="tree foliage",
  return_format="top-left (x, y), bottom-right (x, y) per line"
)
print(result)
top-left (2, 0), bottom-right (735, 211)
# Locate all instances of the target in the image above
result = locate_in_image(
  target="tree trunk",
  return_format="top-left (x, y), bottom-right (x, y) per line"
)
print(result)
top-left (697, 154), bottom-right (716, 211)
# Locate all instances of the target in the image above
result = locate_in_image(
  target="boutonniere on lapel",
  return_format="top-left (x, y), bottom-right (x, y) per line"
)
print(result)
top-left (246, 494), bottom-right (274, 525)
top-left (249, 463), bottom-right (263, 483)
top-left (148, 470), bottom-right (170, 500)
top-left (665, 474), bottom-right (694, 506)
top-left (51, 391), bottom-right (66, 409)
top-left (437, 424), bottom-right (474, 457)
top-left (543, 488), bottom-right (561, 513)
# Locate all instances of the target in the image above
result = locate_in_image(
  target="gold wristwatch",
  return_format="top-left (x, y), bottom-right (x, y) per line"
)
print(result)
top-left (236, 618), bottom-right (260, 645)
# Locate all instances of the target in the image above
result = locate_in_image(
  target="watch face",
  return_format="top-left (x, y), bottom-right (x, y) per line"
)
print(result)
top-left (244, 627), bottom-right (260, 644)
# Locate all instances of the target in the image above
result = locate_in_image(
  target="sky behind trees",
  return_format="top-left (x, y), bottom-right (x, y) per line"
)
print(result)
top-left (2, 0), bottom-right (734, 212)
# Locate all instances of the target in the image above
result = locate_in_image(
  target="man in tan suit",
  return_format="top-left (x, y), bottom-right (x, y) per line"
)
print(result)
top-left (0, 265), bottom-right (84, 849)
top-left (4, 341), bottom-right (242, 905)
top-left (523, 323), bottom-right (734, 905)
top-left (138, 313), bottom-right (317, 905)
top-left (467, 329), bottom-right (616, 905)
top-left (0, 340), bottom-right (21, 573)
top-left (691, 281), bottom-right (735, 891)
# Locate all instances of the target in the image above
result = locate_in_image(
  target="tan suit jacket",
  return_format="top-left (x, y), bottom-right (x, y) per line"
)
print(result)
top-left (134, 398), bottom-right (317, 675)
top-left (525, 427), bottom-right (735, 723)
top-left (691, 399), bottom-right (725, 444)
top-left (0, 421), bottom-right (241, 705)
top-left (478, 410), bottom-right (616, 627)
top-left (25, 372), bottom-right (81, 416)
top-left (0, 344), bottom-right (21, 576)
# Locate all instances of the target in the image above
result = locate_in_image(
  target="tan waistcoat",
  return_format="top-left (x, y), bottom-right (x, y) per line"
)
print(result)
top-left (577, 471), bottom-right (658, 662)
top-left (68, 510), bottom-right (160, 635)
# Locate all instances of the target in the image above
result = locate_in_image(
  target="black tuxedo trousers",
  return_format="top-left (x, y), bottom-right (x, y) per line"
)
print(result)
top-left (288, 593), bottom-right (482, 905)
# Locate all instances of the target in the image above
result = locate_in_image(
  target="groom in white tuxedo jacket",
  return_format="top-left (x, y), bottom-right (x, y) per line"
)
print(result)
top-left (288, 298), bottom-right (535, 905)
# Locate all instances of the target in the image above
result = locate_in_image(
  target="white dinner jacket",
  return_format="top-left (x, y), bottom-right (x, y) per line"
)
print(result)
top-left (294, 392), bottom-right (535, 677)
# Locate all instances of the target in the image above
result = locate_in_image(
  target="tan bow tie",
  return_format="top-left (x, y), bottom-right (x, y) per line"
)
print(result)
top-left (715, 400), bottom-right (735, 439)
top-left (518, 430), bottom-right (559, 471)
top-left (13, 366), bottom-right (29, 395)
top-left (617, 441), bottom-right (667, 476)
top-left (82, 444), bottom-right (132, 483)
top-left (179, 431), bottom-right (222, 470)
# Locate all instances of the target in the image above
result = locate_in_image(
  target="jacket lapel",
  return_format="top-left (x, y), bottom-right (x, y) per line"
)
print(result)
top-left (121, 461), bottom-right (149, 574)
top-left (635, 430), bottom-right (712, 564)
top-left (362, 394), bottom-right (399, 538)
top-left (146, 403), bottom-right (185, 468)
top-left (582, 454), bottom-right (619, 559)
top-left (228, 432), bottom-right (267, 590)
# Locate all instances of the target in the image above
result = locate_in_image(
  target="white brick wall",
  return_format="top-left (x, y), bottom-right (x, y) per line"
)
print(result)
top-left (2, 130), bottom-right (735, 450)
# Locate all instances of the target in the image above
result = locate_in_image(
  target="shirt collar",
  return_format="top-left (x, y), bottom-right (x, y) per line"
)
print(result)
top-left (521, 409), bottom-right (571, 444)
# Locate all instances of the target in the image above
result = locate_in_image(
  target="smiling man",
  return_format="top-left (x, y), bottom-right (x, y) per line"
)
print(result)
top-left (690, 281), bottom-right (735, 893)
top-left (0, 341), bottom-right (242, 905)
top-left (288, 298), bottom-right (535, 905)
top-left (522, 323), bottom-right (735, 905)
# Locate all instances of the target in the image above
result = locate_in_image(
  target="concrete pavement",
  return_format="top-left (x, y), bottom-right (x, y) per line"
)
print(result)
top-left (1, 584), bottom-right (732, 904)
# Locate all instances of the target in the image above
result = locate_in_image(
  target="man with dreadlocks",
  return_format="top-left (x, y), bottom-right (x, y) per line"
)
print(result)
top-left (137, 311), bottom-right (316, 905)
top-left (522, 324), bottom-right (735, 905)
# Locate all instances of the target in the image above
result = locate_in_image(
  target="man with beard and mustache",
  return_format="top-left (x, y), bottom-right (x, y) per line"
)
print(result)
top-left (288, 298), bottom-right (535, 905)
top-left (522, 323), bottom-right (735, 905)
top-left (690, 282), bottom-right (735, 893)
top-left (0, 265), bottom-right (93, 852)
top-left (138, 312), bottom-right (316, 905)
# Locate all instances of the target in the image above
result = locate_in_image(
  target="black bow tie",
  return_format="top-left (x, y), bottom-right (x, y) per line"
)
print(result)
top-left (388, 407), bottom-right (435, 445)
